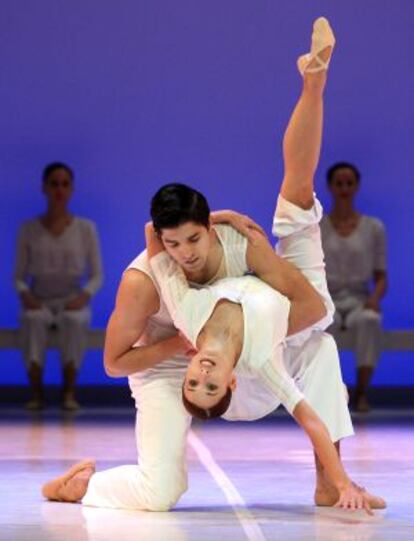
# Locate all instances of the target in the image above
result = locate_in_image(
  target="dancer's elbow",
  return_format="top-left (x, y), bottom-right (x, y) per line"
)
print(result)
top-left (310, 297), bottom-right (328, 324)
top-left (104, 355), bottom-right (126, 378)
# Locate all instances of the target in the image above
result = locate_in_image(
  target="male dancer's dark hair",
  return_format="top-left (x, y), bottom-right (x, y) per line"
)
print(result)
top-left (151, 183), bottom-right (210, 233)
top-left (181, 385), bottom-right (232, 420)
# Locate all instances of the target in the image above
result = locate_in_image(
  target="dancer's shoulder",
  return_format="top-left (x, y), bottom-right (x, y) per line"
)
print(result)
top-left (360, 215), bottom-right (386, 236)
top-left (126, 249), bottom-right (152, 275)
top-left (213, 223), bottom-right (248, 248)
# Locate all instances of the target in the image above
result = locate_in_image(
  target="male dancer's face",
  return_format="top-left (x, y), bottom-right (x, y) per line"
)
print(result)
top-left (159, 222), bottom-right (213, 276)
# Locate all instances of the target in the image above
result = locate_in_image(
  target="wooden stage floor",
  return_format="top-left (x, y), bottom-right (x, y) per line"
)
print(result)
top-left (0, 408), bottom-right (413, 541)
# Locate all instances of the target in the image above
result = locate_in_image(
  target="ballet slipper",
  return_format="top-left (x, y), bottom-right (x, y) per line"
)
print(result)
top-left (42, 459), bottom-right (95, 502)
top-left (297, 17), bottom-right (336, 76)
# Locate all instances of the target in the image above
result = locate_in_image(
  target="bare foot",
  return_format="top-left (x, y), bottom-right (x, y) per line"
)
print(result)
top-left (42, 459), bottom-right (96, 502)
top-left (62, 395), bottom-right (81, 411)
top-left (355, 394), bottom-right (371, 413)
top-left (26, 397), bottom-right (45, 411)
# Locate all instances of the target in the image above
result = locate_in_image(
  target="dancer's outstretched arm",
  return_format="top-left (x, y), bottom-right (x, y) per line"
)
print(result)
top-left (293, 400), bottom-right (373, 514)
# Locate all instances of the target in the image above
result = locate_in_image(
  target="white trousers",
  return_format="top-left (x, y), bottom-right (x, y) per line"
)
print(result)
top-left (329, 296), bottom-right (382, 368)
top-left (82, 375), bottom-right (191, 510)
top-left (20, 299), bottom-right (90, 369)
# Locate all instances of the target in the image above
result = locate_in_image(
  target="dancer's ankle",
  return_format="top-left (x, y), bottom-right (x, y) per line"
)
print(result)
top-left (303, 72), bottom-right (327, 95)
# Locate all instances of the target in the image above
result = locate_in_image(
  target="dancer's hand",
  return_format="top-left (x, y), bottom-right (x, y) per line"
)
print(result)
top-left (20, 291), bottom-right (43, 310)
top-left (210, 210), bottom-right (266, 241)
top-left (66, 291), bottom-right (90, 310)
top-left (167, 333), bottom-right (197, 357)
top-left (364, 296), bottom-right (381, 313)
top-left (145, 221), bottom-right (164, 258)
top-left (334, 482), bottom-right (373, 515)
top-left (178, 332), bottom-right (198, 357)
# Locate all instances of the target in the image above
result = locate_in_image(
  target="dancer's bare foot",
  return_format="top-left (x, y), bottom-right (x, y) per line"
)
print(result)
top-left (315, 480), bottom-right (386, 509)
top-left (62, 395), bottom-right (81, 412)
top-left (26, 397), bottom-right (45, 411)
top-left (42, 459), bottom-right (95, 502)
top-left (355, 394), bottom-right (371, 413)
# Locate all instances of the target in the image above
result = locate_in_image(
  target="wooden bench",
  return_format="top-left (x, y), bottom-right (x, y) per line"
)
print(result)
top-left (0, 328), bottom-right (105, 349)
top-left (0, 328), bottom-right (413, 352)
top-left (333, 329), bottom-right (414, 352)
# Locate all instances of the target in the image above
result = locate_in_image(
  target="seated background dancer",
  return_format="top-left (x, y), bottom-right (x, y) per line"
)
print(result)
top-left (321, 162), bottom-right (387, 412)
top-left (41, 17), bottom-right (383, 512)
top-left (15, 162), bottom-right (103, 411)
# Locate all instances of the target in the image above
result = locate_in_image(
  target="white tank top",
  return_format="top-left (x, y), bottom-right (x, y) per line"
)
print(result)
top-left (126, 225), bottom-right (248, 383)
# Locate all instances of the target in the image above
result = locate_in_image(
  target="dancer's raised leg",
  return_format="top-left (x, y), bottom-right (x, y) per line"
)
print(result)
top-left (280, 17), bottom-right (334, 210)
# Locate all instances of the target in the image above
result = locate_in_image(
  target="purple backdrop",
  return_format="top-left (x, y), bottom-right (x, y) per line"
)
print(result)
top-left (1, 1), bottom-right (413, 385)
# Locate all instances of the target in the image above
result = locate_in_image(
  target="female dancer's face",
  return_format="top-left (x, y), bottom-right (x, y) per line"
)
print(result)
top-left (160, 221), bottom-right (212, 275)
top-left (183, 352), bottom-right (236, 409)
top-left (329, 167), bottom-right (359, 203)
top-left (43, 168), bottom-right (73, 208)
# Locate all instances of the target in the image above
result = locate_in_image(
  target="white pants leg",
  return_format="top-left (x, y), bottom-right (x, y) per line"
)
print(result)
top-left (57, 307), bottom-right (91, 368)
top-left (273, 195), bottom-right (353, 441)
top-left (345, 305), bottom-right (382, 368)
top-left (82, 376), bottom-right (191, 510)
top-left (285, 333), bottom-right (354, 442)
top-left (20, 307), bottom-right (54, 367)
top-left (273, 194), bottom-right (335, 330)
top-left (330, 296), bottom-right (383, 369)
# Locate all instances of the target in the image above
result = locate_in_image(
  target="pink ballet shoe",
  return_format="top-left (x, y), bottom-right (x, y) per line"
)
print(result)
top-left (297, 17), bottom-right (336, 76)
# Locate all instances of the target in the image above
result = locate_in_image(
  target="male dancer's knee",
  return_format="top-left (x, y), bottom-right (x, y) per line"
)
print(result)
top-left (144, 471), bottom-right (188, 511)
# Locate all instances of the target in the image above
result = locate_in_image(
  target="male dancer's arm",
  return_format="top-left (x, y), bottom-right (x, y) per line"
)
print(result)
top-left (104, 212), bottom-right (264, 377)
top-left (104, 270), bottom-right (190, 377)
top-left (246, 235), bottom-right (327, 335)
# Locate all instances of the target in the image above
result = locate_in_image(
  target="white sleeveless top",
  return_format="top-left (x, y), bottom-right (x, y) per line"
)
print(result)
top-left (126, 225), bottom-right (249, 385)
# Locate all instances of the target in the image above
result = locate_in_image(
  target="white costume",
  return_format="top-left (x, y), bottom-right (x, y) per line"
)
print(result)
top-left (82, 226), bottom-right (248, 511)
top-left (14, 217), bottom-right (103, 368)
top-left (82, 198), bottom-right (353, 511)
top-left (320, 215), bottom-right (387, 368)
top-left (150, 196), bottom-right (353, 442)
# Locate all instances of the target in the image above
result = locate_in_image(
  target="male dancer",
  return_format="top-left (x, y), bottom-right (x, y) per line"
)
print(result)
top-left (42, 17), bottom-right (383, 512)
